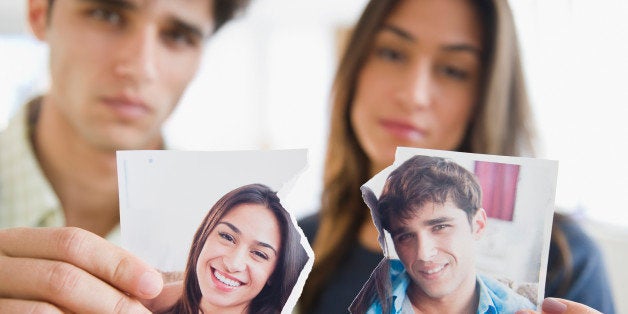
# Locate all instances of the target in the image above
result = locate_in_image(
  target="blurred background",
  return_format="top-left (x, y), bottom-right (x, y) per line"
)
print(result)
top-left (1, 0), bottom-right (626, 310)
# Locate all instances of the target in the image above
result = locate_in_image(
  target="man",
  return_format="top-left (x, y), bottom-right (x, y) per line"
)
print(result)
top-left (0, 0), bottom-right (248, 312)
top-left (351, 155), bottom-right (535, 314)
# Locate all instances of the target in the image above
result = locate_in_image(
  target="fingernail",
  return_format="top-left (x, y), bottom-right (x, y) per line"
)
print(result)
top-left (542, 298), bottom-right (567, 313)
top-left (139, 271), bottom-right (163, 297)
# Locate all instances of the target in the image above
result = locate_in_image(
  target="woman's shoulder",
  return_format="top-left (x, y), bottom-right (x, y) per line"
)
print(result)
top-left (554, 214), bottom-right (600, 255)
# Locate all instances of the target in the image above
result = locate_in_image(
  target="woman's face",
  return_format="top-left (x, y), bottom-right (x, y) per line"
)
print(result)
top-left (351, 0), bottom-right (484, 174)
top-left (196, 203), bottom-right (281, 313)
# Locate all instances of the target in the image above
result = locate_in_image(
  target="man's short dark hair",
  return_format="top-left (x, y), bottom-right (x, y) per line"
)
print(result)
top-left (377, 155), bottom-right (482, 232)
top-left (47, 0), bottom-right (250, 33)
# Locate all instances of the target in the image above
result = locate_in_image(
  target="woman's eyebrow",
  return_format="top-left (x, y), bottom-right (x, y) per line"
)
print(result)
top-left (256, 241), bottom-right (278, 256)
top-left (219, 222), bottom-right (241, 234)
top-left (380, 24), bottom-right (481, 56)
top-left (219, 221), bottom-right (278, 255)
top-left (442, 44), bottom-right (482, 56)
top-left (380, 24), bottom-right (416, 42)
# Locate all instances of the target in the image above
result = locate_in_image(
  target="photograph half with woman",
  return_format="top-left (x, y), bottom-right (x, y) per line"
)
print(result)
top-left (116, 150), bottom-right (311, 313)
top-left (156, 183), bottom-right (308, 314)
top-left (297, 0), bottom-right (615, 313)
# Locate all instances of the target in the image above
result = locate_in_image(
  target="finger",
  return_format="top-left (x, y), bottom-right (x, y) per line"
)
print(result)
top-left (541, 298), bottom-right (601, 314)
top-left (0, 298), bottom-right (63, 314)
top-left (0, 256), bottom-right (151, 314)
top-left (0, 227), bottom-right (163, 299)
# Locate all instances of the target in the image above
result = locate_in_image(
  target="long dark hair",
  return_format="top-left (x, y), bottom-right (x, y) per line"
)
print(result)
top-left (301, 0), bottom-right (538, 311)
top-left (162, 184), bottom-right (308, 314)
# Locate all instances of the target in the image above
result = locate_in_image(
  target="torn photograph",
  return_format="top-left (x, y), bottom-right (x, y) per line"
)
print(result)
top-left (116, 150), bottom-right (313, 314)
top-left (351, 147), bottom-right (558, 314)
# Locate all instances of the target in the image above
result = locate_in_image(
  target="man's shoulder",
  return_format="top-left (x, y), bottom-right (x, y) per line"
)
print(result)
top-left (477, 274), bottom-right (536, 313)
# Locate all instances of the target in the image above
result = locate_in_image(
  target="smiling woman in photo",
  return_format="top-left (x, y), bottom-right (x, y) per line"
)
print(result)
top-left (157, 183), bottom-right (308, 314)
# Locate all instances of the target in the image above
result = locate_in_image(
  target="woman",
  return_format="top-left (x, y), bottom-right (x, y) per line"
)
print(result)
top-left (159, 183), bottom-right (308, 314)
top-left (298, 0), bottom-right (615, 313)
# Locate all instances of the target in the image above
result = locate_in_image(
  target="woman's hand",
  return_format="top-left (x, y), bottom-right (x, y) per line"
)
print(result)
top-left (516, 298), bottom-right (602, 314)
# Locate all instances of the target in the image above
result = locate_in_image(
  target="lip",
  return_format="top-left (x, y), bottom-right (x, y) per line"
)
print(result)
top-left (379, 119), bottom-right (425, 141)
top-left (416, 262), bottom-right (448, 280)
top-left (101, 94), bottom-right (150, 120)
top-left (210, 267), bottom-right (246, 292)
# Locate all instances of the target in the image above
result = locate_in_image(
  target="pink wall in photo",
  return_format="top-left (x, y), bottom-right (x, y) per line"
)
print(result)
top-left (474, 161), bottom-right (520, 221)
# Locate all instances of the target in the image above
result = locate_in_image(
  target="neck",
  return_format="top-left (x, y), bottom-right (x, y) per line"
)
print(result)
top-left (32, 96), bottom-right (161, 237)
top-left (199, 299), bottom-right (249, 314)
top-left (407, 274), bottom-right (478, 314)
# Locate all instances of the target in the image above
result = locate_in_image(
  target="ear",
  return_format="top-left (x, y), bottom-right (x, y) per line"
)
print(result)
top-left (28, 0), bottom-right (50, 40)
top-left (471, 208), bottom-right (487, 240)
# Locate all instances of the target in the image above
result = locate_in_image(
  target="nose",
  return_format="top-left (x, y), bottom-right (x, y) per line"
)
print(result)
top-left (113, 26), bottom-right (158, 83)
top-left (416, 234), bottom-right (437, 261)
top-left (223, 247), bottom-right (247, 273)
top-left (398, 59), bottom-right (432, 110)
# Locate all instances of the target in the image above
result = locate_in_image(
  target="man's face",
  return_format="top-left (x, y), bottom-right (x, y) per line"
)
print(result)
top-left (29, 0), bottom-right (214, 150)
top-left (389, 199), bottom-right (486, 302)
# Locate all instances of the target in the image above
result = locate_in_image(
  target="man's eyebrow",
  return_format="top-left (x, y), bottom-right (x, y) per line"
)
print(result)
top-left (169, 18), bottom-right (207, 39)
top-left (389, 226), bottom-right (410, 237)
top-left (379, 24), bottom-right (416, 43)
top-left (79, 0), bottom-right (137, 10)
top-left (425, 216), bottom-right (455, 226)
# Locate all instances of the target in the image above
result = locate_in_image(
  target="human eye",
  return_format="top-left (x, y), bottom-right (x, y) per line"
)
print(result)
top-left (395, 233), bottom-right (414, 243)
top-left (162, 27), bottom-right (202, 49)
top-left (432, 224), bottom-right (451, 232)
top-left (86, 7), bottom-right (124, 26)
top-left (218, 232), bottom-right (235, 243)
top-left (375, 46), bottom-right (406, 63)
top-left (438, 64), bottom-right (470, 81)
top-left (251, 250), bottom-right (270, 261)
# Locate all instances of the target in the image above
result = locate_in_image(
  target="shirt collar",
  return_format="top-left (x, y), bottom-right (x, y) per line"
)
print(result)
top-left (0, 98), bottom-right (63, 228)
top-left (476, 274), bottom-right (497, 314)
top-left (0, 98), bottom-right (120, 242)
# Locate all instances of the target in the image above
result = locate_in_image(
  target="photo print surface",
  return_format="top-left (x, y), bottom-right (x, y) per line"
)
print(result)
top-left (351, 147), bottom-right (558, 314)
top-left (117, 150), bottom-right (313, 314)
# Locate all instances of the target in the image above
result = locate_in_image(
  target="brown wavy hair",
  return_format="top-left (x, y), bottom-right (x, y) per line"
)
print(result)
top-left (300, 0), bottom-right (546, 311)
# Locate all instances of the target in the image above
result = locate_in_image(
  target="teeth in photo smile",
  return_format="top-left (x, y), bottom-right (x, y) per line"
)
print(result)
top-left (214, 270), bottom-right (241, 287)
top-left (423, 264), bottom-right (445, 274)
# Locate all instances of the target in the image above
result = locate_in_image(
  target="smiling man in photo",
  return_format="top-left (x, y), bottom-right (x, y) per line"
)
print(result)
top-left (351, 155), bottom-right (535, 314)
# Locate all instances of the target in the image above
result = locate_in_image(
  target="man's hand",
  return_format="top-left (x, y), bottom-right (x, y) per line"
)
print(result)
top-left (0, 227), bottom-right (163, 313)
top-left (516, 298), bottom-right (602, 314)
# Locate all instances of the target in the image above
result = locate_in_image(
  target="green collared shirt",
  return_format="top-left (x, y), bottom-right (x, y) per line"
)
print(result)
top-left (0, 98), bottom-right (120, 243)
